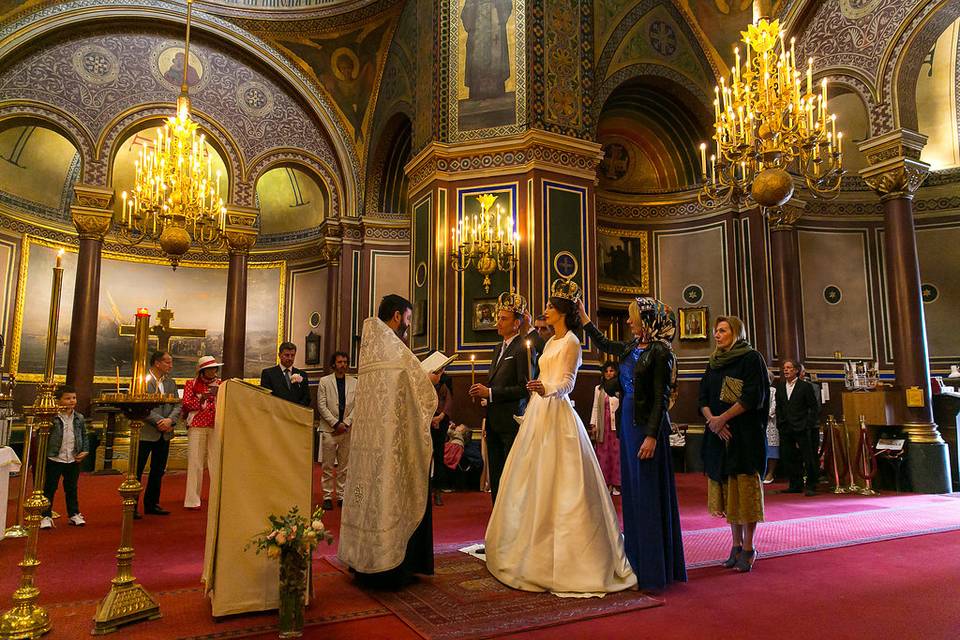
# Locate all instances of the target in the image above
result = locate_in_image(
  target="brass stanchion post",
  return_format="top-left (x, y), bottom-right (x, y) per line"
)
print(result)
top-left (0, 249), bottom-right (65, 639)
top-left (93, 308), bottom-right (171, 634)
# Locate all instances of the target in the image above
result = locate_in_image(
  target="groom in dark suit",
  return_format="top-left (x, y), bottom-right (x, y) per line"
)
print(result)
top-left (260, 341), bottom-right (312, 407)
top-left (469, 292), bottom-right (530, 504)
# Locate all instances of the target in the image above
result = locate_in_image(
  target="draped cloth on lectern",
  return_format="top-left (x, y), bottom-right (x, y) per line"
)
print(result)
top-left (337, 317), bottom-right (436, 574)
top-left (201, 379), bottom-right (313, 617)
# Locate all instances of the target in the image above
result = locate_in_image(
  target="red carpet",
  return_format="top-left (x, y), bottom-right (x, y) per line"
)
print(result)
top-left (3, 469), bottom-right (960, 638)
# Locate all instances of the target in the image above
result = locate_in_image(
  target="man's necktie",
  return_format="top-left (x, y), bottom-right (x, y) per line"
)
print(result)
top-left (284, 368), bottom-right (291, 387)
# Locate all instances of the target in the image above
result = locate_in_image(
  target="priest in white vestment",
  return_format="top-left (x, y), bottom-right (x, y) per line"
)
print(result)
top-left (338, 294), bottom-right (437, 588)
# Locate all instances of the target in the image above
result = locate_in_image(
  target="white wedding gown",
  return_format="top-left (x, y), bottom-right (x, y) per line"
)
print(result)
top-left (484, 331), bottom-right (637, 597)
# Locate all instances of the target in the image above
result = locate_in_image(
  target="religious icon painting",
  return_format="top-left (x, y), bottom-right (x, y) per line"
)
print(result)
top-left (678, 306), bottom-right (708, 340)
top-left (151, 41), bottom-right (210, 93)
top-left (472, 298), bottom-right (498, 331)
top-left (304, 331), bottom-right (321, 365)
top-left (597, 226), bottom-right (649, 295)
top-left (552, 251), bottom-right (579, 280)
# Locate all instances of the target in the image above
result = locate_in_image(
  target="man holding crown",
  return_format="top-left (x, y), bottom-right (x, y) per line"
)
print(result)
top-left (469, 290), bottom-right (531, 504)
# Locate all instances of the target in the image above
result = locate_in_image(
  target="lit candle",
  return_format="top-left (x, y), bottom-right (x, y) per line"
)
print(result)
top-left (470, 354), bottom-right (476, 387)
top-left (115, 365), bottom-right (121, 393)
top-left (699, 143), bottom-right (707, 177)
top-left (525, 340), bottom-right (533, 379)
top-left (56, 248), bottom-right (64, 269)
top-left (837, 131), bottom-right (843, 155)
top-left (806, 58), bottom-right (813, 96)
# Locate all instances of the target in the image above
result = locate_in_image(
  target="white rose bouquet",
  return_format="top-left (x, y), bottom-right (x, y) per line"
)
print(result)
top-left (290, 373), bottom-right (304, 384)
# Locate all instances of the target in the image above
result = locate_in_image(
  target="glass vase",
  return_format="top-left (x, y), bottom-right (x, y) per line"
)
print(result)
top-left (278, 546), bottom-right (308, 638)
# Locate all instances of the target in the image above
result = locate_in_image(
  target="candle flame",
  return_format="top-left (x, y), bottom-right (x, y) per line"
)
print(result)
top-left (57, 249), bottom-right (65, 257)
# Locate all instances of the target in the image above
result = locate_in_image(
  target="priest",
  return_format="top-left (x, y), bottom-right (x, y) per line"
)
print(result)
top-left (338, 294), bottom-right (438, 588)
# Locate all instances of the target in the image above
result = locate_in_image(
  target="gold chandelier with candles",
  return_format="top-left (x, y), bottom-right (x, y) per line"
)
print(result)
top-left (118, 0), bottom-right (226, 269)
top-left (451, 193), bottom-right (519, 293)
top-left (697, 18), bottom-right (844, 223)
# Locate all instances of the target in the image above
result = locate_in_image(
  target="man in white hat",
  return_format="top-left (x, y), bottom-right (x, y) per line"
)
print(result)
top-left (182, 355), bottom-right (222, 510)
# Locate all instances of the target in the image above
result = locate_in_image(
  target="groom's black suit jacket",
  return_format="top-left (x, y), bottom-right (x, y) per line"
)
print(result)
top-left (486, 336), bottom-right (531, 435)
top-left (259, 365), bottom-right (312, 407)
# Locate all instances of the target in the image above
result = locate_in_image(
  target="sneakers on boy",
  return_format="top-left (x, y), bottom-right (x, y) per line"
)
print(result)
top-left (40, 516), bottom-right (54, 529)
top-left (68, 513), bottom-right (86, 526)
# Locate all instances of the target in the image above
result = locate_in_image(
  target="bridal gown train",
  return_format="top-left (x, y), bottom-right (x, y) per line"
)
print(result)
top-left (484, 331), bottom-right (637, 597)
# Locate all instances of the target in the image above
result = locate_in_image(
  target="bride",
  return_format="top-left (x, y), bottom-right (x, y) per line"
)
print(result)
top-left (485, 278), bottom-right (637, 597)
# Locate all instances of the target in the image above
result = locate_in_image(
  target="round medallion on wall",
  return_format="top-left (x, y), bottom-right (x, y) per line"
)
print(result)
top-left (823, 285), bottom-right (842, 305)
top-left (682, 284), bottom-right (704, 304)
top-left (921, 283), bottom-right (939, 304)
top-left (236, 80), bottom-right (275, 118)
top-left (553, 251), bottom-right (579, 280)
top-left (649, 21), bottom-right (677, 57)
top-left (309, 311), bottom-right (321, 328)
top-left (72, 45), bottom-right (119, 85)
top-left (415, 261), bottom-right (427, 288)
top-left (151, 41), bottom-right (211, 93)
top-left (599, 143), bottom-right (630, 181)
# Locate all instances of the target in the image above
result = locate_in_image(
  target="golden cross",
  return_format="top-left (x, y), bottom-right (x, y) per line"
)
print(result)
top-left (118, 305), bottom-right (206, 353)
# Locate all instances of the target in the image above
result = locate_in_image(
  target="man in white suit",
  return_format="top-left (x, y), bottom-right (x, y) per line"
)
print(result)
top-left (316, 350), bottom-right (357, 509)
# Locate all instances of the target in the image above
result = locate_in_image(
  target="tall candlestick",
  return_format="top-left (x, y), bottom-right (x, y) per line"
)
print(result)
top-left (116, 365), bottom-right (121, 393)
top-left (130, 308), bottom-right (151, 394)
top-left (470, 354), bottom-right (476, 386)
top-left (525, 340), bottom-right (533, 380)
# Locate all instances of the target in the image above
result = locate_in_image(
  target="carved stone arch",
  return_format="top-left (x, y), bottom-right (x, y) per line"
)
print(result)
top-left (593, 63), bottom-right (714, 133)
top-left (596, 0), bottom-right (722, 92)
top-left (246, 149), bottom-right (344, 222)
top-left (818, 71), bottom-right (879, 139)
top-left (0, 0), bottom-right (359, 220)
top-left (0, 101), bottom-right (96, 184)
top-left (98, 106), bottom-right (245, 204)
top-left (884, 0), bottom-right (960, 133)
top-left (365, 109), bottom-right (413, 216)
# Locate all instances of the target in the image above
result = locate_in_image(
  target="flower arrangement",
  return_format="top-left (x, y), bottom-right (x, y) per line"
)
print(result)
top-left (290, 373), bottom-right (304, 384)
top-left (247, 505), bottom-right (333, 557)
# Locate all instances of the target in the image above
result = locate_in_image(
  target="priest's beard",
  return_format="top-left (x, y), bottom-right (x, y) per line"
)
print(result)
top-left (394, 320), bottom-right (409, 342)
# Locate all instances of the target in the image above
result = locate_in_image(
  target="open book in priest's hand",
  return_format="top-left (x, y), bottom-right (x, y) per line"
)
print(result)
top-left (420, 351), bottom-right (457, 374)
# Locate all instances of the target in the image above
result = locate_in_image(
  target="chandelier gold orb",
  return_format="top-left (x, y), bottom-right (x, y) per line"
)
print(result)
top-left (451, 193), bottom-right (519, 293)
top-left (117, 0), bottom-right (227, 269)
top-left (697, 18), bottom-right (844, 219)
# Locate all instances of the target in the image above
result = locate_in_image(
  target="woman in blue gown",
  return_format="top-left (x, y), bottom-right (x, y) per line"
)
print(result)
top-left (578, 297), bottom-right (687, 591)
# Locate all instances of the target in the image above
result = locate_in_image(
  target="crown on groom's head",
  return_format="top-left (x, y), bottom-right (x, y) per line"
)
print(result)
top-left (550, 278), bottom-right (581, 303)
top-left (497, 290), bottom-right (527, 316)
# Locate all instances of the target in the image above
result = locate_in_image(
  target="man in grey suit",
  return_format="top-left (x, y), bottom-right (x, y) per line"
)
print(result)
top-left (137, 351), bottom-right (181, 518)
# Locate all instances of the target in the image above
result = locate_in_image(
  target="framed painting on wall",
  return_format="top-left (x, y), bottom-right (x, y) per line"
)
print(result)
top-left (679, 306), bottom-right (708, 340)
top-left (472, 298), bottom-right (498, 331)
top-left (597, 226), bottom-right (649, 295)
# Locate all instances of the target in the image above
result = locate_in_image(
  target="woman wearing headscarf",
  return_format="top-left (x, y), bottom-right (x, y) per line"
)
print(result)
top-left (698, 315), bottom-right (769, 573)
top-left (579, 297), bottom-right (687, 591)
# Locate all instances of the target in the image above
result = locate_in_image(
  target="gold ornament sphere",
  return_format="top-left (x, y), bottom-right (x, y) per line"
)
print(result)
top-left (159, 225), bottom-right (192, 257)
top-left (752, 168), bottom-right (794, 208)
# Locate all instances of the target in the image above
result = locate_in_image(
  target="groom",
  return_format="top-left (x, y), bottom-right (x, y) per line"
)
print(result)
top-left (469, 291), bottom-right (530, 504)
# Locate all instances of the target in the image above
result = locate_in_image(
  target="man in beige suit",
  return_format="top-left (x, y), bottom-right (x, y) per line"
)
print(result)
top-left (316, 351), bottom-right (357, 509)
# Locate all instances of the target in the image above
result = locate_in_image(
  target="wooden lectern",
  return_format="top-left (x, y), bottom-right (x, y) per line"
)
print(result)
top-left (201, 379), bottom-right (313, 617)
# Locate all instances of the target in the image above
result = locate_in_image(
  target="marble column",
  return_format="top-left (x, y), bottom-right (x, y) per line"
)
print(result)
top-left (320, 231), bottom-right (342, 362)
top-left (66, 185), bottom-right (114, 413)
top-left (221, 206), bottom-right (258, 380)
top-left (859, 129), bottom-right (951, 493)
top-left (767, 202), bottom-right (806, 367)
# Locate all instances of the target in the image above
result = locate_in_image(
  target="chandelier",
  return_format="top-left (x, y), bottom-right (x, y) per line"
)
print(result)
top-left (451, 193), bottom-right (519, 293)
top-left (697, 18), bottom-right (844, 224)
top-left (118, 0), bottom-right (225, 269)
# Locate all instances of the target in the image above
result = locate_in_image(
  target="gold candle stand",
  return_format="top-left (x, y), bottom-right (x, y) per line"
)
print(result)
top-left (92, 308), bottom-right (176, 635)
top-left (3, 417), bottom-right (34, 539)
top-left (0, 249), bottom-right (64, 639)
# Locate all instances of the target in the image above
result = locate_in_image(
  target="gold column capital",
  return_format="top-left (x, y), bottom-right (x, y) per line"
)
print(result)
top-left (768, 197), bottom-right (806, 230)
top-left (223, 205), bottom-right (259, 255)
top-left (858, 129), bottom-right (930, 201)
top-left (71, 185), bottom-right (115, 240)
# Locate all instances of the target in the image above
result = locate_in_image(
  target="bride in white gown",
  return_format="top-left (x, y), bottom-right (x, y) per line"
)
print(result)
top-left (485, 279), bottom-right (637, 597)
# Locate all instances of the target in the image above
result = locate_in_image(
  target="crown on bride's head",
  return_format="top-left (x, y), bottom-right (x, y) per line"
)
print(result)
top-left (497, 290), bottom-right (527, 316)
top-left (550, 278), bottom-right (581, 303)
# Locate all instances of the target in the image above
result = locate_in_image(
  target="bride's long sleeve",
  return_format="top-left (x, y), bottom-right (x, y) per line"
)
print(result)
top-left (541, 335), bottom-right (581, 398)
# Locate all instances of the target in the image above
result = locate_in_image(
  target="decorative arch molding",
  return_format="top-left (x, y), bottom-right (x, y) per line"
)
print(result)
top-left (593, 63), bottom-right (714, 131)
top-left (365, 110), bottom-right (413, 216)
top-left (0, 0), bottom-right (359, 216)
top-left (818, 71), bottom-right (879, 139)
top-left (0, 101), bottom-right (94, 179)
top-left (886, 0), bottom-right (960, 132)
top-left (99, 106), bottom-right (245, 203)
top-left (246, 149), bottom-right (344, 225)
top-left (596, 0), bottom-right (722, 94)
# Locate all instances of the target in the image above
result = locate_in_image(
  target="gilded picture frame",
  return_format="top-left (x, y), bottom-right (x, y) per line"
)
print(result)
top-left (678, 306), bottom-right (708, 340)
top-left (597, 226), bottom-right (649, 295)
top-left (472, 298), bottom-right (498, 331)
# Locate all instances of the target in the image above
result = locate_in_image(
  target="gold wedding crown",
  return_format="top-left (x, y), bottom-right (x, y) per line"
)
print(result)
top-left (550, 278), bottom-right (581, 303)
top-left (497, 290), bottom-right (527, 316)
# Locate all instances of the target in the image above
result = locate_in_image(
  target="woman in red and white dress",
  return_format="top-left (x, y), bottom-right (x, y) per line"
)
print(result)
top-left (182, 355), bottom-right (221, 510)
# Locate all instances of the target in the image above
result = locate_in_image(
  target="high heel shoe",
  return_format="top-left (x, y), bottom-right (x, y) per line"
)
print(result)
top-left (735, 549), bottom-right (757, 573)
top-left (721, 545), bottom-right (742, 568)
top-left (433, 492), bottom-right (443, 507)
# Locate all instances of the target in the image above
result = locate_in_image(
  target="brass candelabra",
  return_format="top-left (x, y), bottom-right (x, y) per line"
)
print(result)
top-left (92, 308), bottom-right (177, 634)
top-left (0, 249), bottom-right (65, 639)
top-left (450, 193), bottom-right (519, 293)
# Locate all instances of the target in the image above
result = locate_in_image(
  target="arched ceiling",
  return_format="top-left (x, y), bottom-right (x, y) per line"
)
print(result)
top-left (0, 125), bottom-right (78, 219)
top-left (917, 16), bottom-right (960, 170)
top-left (596, 79), bottom-right (710, 193)
top-left (256, 166), bottom-right (327, 235)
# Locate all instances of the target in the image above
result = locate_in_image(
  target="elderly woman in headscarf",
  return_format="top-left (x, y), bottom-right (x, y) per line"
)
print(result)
top-left (698, 315), bottom-right (769, 573)
top-left (578, 297), bottom-right (687, 592)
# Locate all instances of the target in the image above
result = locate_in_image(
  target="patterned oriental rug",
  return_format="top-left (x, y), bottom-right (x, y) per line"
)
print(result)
top-left (327, 554), bottom-right (663, 640)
